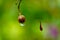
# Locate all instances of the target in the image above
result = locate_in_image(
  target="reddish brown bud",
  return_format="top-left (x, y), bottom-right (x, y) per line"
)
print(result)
top-left (18, 15), bottom-right (25, 23)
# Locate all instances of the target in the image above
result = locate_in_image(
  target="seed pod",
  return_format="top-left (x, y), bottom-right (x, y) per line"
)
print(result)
top-left (18, 15), bottom-right (25, 23)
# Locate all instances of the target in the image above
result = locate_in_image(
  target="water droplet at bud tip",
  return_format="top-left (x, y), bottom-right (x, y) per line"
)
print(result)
top-left (20, 23), bottom-right (24, 27)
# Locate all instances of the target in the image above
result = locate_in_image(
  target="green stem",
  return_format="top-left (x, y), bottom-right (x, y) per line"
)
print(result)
top-left (18, 0), bottom-right (22, 13)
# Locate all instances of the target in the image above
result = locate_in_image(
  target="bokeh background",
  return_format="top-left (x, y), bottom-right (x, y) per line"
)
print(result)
top-left (0, 0), bottom-right (60, 40)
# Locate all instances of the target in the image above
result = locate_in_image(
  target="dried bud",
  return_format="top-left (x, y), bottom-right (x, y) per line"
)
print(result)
top-left (18, 15), bottom-right (25, 23)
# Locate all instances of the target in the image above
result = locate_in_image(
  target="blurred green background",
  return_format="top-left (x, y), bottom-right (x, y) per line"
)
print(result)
top-left (0, 0), bottom-right (60, 40)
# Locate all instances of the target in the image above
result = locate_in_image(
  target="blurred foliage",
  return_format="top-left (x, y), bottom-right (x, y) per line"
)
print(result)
top-left (0, 0), bottom-right (60, 40)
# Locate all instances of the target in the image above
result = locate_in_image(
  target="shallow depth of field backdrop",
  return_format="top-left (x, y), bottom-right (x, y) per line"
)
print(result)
top-left (0, 0), bottom-right (60, 40)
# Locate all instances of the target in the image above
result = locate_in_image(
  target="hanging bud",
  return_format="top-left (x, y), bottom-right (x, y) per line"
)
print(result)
top-left (40, 22), bottom-right (43, 31)
top-left (18, 15), bottom-right (25, 23)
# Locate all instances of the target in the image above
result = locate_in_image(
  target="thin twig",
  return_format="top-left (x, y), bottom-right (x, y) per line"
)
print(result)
top-left (18, 0), bottom-right (22, 15)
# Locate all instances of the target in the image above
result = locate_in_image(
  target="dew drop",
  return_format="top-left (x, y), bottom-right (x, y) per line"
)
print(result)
top-left (20, 23), bottom-right (24, 27)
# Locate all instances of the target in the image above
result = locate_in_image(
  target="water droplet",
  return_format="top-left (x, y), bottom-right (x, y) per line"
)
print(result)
top-left (40, 22), bottom-right (43, 31)
top-left (20, 23), bottom-right (24, 27)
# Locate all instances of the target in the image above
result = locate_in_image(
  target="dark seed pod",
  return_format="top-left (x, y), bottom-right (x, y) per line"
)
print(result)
top-left (18, 15), bottom-right (25, 23)
top-left (40, 22), bottom-right (43, 31)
